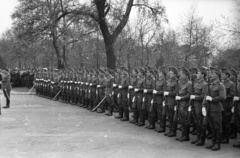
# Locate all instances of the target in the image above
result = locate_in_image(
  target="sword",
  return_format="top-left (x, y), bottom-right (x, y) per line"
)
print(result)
top-left (53, 90), bottom-right (61, 101)
top-left (27, 84), bottom-right (36, 94)
top-left (92, 96), bottom-right (106, 111)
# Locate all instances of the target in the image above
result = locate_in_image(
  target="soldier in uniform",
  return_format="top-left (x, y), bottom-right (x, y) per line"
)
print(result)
top-left (229, 69), bottom-right (238, 139)
top-left (0, 68), bottom-right (12, 108)
top-left (132, 68), bottom-right (145, 126)
top-left (115, 67), bottom-right (129, 120)
top-left (144, 68), bottom-right (156, 129)
top-left (232, 71), bottom-right (240, 148)
top-left (129, 68), bottom-right (138, 123)
top-left (221, 68), bottom-right (235, 144)
top-left (164, 67), bottom-right (178, 137)
top-left (96, 69), bottom-right (106, 113)
top-left (202, 67), bottom-right (226, 151)
top-left (190, 67), bottom-right (208, 146)
top-left (175, 67), bottom-right (192, 142)
top-left (154, 68), bottom-right (167, 133)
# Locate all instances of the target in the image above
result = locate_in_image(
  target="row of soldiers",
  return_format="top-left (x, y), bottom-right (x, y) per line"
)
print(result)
top-left (34, 66), bottom-right (240, 151)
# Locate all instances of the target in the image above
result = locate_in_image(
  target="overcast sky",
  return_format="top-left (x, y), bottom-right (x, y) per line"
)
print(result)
top-left (0, 0), bottom-right (236, 37)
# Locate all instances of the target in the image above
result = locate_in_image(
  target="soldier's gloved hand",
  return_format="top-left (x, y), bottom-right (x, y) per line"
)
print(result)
top-left (151, 99), bottom-right (154, 104)
top-left (132, 96), bottom-right (135, 102)
top-left (206, 96), bottom-right (212, 101)
top-left (175, 96), bottom-right (181, 100)
top-left (127, 93), bottom-right (130, 99)
top-left (188, 106), bottom-right (191, 112)
top-left (231, 107), bottom-right (235, 113)
top-left (164, 91), bottom-right (169, 96)
top-left (90, 83), bottom-right (92, 86)
top-left (162, 101), bottom-right (165, 107)
top-left (129, 85), bottom-right (133, 89)
top-left (190, 95), bottom-right (196, 100)
top-left (202, 107), bottom-right (207, 116)
top-left (118, 85), bottom-right (122, 89)
top-left (134, 88), bottom-right (139, 92)
top-left (153, 90), bottom-right (157, 94)
top-left (233, 96), bottom-right (240, 101)
top-left (144, 89), bottom-right (147, 93)
top-left (113, 84), bottom-right (117, 87)
top-left (174, 105), bottom-right (177, 111)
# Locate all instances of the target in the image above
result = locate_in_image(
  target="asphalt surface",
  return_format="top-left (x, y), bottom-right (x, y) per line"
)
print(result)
top-left (0, 89), bottom-right (239, 158)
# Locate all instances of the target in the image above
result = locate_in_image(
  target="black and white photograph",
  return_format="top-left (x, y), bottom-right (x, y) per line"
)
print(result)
top-left (0, 0), bottom-right (239, 157)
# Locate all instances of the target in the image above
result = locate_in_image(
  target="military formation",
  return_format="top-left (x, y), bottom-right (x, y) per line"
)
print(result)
top-left (34, 66), bottom-right (240, 151)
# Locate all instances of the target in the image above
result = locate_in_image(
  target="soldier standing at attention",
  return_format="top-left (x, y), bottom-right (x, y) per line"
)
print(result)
top-left (232, 71), bottom-right (240, 149)
top-left (154, 68), bottom-right (167, 133)
top-left (190, 67), bottom-right (208, 146)
top-left (0, 68), bottom-right (12, 108)
top-left (164, 67), bottom-right (178, 137)
top-left (221, 68), bottom-right (235, 144)
top-left (175, 67), bottom-right (192, 142)
top-left (203, 67), bottom-right (226, 151)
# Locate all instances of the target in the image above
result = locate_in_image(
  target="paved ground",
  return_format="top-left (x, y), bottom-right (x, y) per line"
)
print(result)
top-left (0, 89), bottom-right (239, 158)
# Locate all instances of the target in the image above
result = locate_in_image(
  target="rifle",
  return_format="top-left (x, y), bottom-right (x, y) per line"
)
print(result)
top-left (230, 73), bottom-right (238, 124)
top-left (203, 67), bottom-right (211, 126)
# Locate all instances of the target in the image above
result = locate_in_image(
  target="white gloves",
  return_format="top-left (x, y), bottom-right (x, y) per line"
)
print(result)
top-left (231, 107), bottom-right (234, 113)
top-left (118, 85), bottom-right (122, 89)
top-left (174, 105), bottom-right (177, 111)
top-left (113, 84), bottom-right (117, 87)
top-left (127, 93), bottom-right (130, 99)
top-left (162, 101), bottom-right (165, 107)
top-left (129, 85), bottom-right (133, 89)
top-left (190, 95), bottom-right (196, 100)
top-left (153, 90), bottom-right (157, 94)
top-left (175, 96), bottom-right (181, 101)
top-left (202, 107), bottom-right (207, 116)
top-left (144, 89), bottom-right (147, 93)
top-left (164, 91), bottom-right (169, 96)
top-left (132, 96), bottom-right (135, 102)
top-left (151, 99), bottom-right (154, 104)
top-left (233, 96), bottom-right (240, 101)
top-left (206, 96), bottom-right (212, 101)
top-left (134, 88), bottom-right (139, 92)
top-left (142, 97), bottom-right (145, 102)
top-left (188, 106), bottom-right (191, 112)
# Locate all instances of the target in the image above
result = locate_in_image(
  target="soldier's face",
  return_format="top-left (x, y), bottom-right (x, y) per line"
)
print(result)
top-left (210, 72), bottom-right (218, 80)
top-left (196, 72), bottom-right (202, 79)
top-left (221, 73), bottom-right (227, 80)
top-left (169, 71), bottom-right (174, 78)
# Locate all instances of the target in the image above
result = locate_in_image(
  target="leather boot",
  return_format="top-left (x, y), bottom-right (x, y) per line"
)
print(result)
top-left (156, 126), bottom-right (166, 133)
top-left (120, 117), bottom-right (129, 121)
top-left (138, 121), bottom-right (145, 126)
top-left (130, 119), bottom-right (138, 124)
top-left (206, 138), bottom-right (216, 149)
top-left (220, 137), bottom-right (229, 144)
top-left (105, 111), bottom-right (112, 116)
top-left (148, 118), bottom-right (155, 129)
top-left (180, 136), bottom-right (190, 142)
top-left (164, 130), bottom-right (171, 136)
top-left (211, 139), bottom-right (221, 151)
top-left (168, 130), bottom-right (176, 137)
top-left (195, 138), bottom-right (205, 146)
top-left (191, 134), bottom-right (200, 144)
top-left (233, 139), bottom-right (240, 147)
top-left (97, 108), bottom-right (105, 113)
top-left (115, 115), bottom-right (123, 119)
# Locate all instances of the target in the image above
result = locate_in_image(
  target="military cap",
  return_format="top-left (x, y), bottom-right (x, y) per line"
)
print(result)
top-left (221, 68), bottom-right (231, 77)
top-left (180, 67), bottom-right (190, 77)
top-left (198, 66), bottom-right (207, 76)
top-left (138, 67), bottom-right (145, 75)
top-left (211, 67), bottom-right (221, 78)
top-left (169, 66), bottom-right (178, 75)
top-left (230, 69), bottom-right (237, 77)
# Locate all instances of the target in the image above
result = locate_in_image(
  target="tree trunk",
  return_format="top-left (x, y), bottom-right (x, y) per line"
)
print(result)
top-left (105, 43), bottom-right (116, 69)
